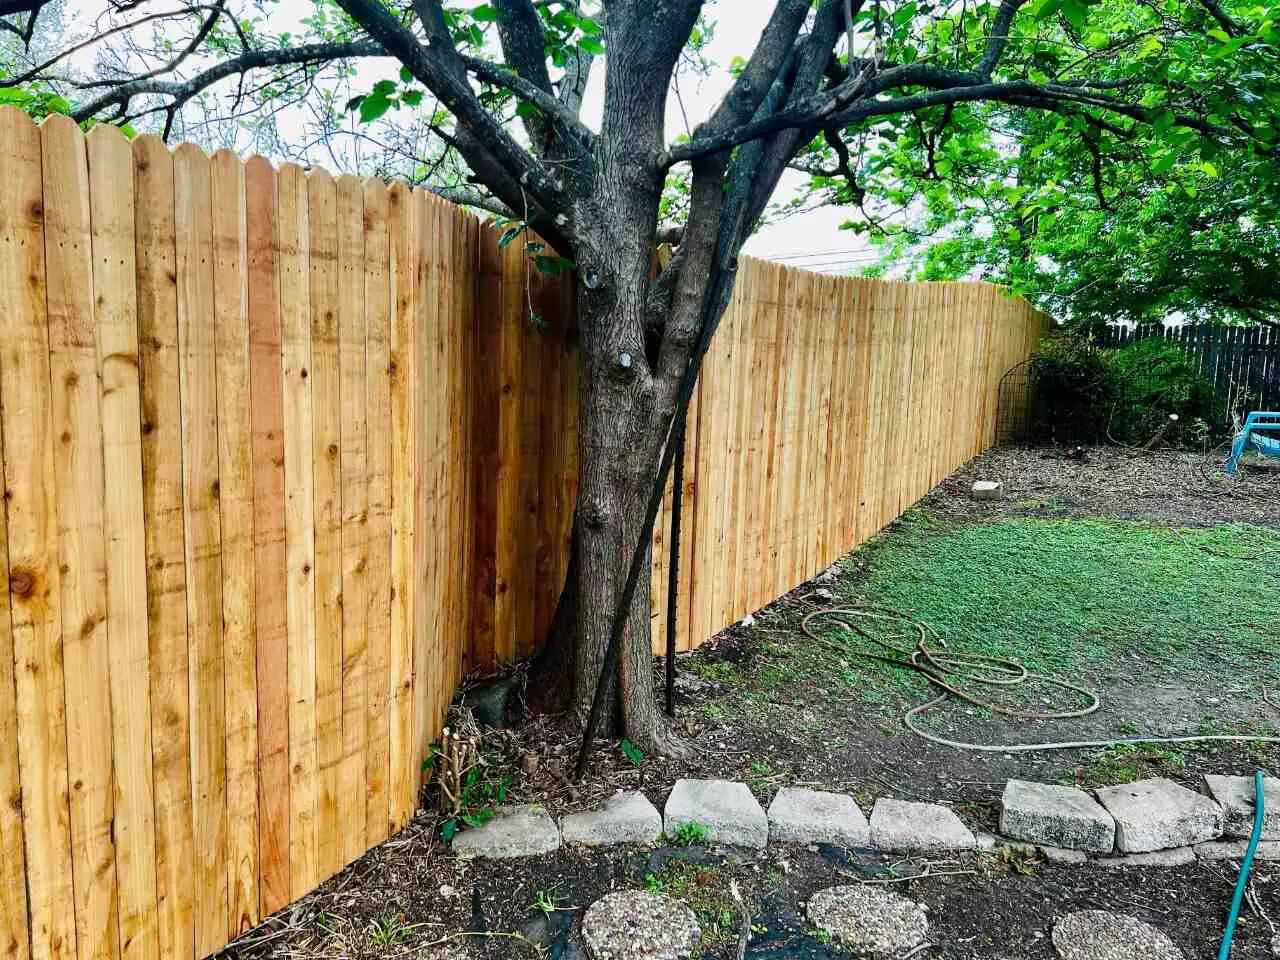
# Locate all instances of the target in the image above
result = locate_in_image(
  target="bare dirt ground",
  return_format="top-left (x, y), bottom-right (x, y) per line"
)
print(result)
top-left (222, 446), bottom-right (1280, 960)
top-left (931, 443), bottom-right (1280, 527)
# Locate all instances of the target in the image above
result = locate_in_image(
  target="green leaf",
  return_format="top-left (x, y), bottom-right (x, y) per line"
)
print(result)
top-left (620, 739), bottom-right (645, 766)
top-left (359, 92), bottom-right (393, 123)
top-left (441, 819), bottom-right (458, 842)
top-left (402, 90), bottom-right (423, 108)
top-left (515, 101), bottom-right (541, 121)
top-left (399, 65), bottom-right (413, 84)
top-left (471, 4), bottom-right (499, 22)
top-left (533, 255), bottom-right (575, 275)
top-left (576, 36), bottom-right (606, 55)
top-left (497, 225), bottom-right (522, 248)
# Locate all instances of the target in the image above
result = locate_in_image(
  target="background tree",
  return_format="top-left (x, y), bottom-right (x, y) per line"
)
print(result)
top-left (6, 0), bottom-right (1278, 753)
top-left (785, 3), bottom-right (1280, 329)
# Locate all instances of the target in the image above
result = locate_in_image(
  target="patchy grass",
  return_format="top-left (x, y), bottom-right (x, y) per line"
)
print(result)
top-left (844, 515), bottom-right (1280, 679)
top-left (688, 514), bottom-right (1280, 740)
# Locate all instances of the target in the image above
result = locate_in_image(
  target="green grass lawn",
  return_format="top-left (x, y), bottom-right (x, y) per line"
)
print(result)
top-left (844, 514), bottom-right (1280, 685)
top-left (695, 514), bottom-right (1280, 733)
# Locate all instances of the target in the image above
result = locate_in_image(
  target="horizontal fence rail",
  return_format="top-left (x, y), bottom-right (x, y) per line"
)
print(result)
top-left (0, 107), bottom-right (1047, 960)
top-left (1096, 323), bottom-right (1280, 425)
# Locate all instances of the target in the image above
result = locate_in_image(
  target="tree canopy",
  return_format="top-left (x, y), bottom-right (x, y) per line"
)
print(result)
top-left (782, 1), bottom-right (1280, 329)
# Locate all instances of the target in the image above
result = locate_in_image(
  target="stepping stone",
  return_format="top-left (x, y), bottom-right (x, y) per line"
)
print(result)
top-left (1095, 778), bottom-right (1222, 853)
top-left (561, 790), bottom-right (663, 847)
top-left (869, 798), bottom-right (976, 853)
top-left (450, 804), bottom-right (560, 859)
top-left (1052, 910), bottom-right (1184, 960)
top-left (1001, 780), bottom-right (1116, 853)
top-left (766, 788), bottom-right (870, 848)
top-left (806, 885), bottom-right (928, 957)
top-left (1204, 774), bottom-right (1280, 840)
top-left (581, 890), bottom-right (700, 960)
top-left (664, 779), bottom-right (768, 849)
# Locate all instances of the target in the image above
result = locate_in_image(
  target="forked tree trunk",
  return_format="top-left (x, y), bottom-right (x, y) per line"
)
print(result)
top-left (534, 258), bottom-right (687, 755)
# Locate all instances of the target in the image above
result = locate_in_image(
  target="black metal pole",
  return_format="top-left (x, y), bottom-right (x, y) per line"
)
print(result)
top-left (664, 414), bottom-right (687, 717)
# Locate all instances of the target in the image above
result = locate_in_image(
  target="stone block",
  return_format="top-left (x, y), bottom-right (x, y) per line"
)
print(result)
top-left (869, 798), bottom-right (975, 854)
top-left (561, 791), bottom-right (663, 847)
top-left (451, 804), bottom-right (560, 859)
top-left (1000, 780), bottom-right (1115, 853)
top-left (1095, 778), bottom-right (1222, 853)
top-left (971, 480), bottom-right (1002, 500)
top-left (664, 779), bottom-right (768, 849)
top-left (1204, 774), bottom-right (1280, 840)
top-left (767, 788), bottom-right (870, 848)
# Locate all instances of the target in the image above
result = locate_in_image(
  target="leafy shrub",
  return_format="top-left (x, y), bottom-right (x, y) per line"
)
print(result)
top-left (1102, 338), bottom-right (1218, 445)
top-left (1026, 334), bottom-right (1218, 447)
top-left (1027, 336), bottom-right (1117, 444)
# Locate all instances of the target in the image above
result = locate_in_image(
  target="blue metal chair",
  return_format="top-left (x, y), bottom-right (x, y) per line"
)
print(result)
top-left (1225, 411), bottom-right (1280, 475)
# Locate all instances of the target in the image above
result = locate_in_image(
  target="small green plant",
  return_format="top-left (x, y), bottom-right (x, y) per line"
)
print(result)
top-left (368, 913), bottom-right (419, 947)
top-left (531, 884), bottom-right (566, 915)
top-left (436, 755), bottom-right (514, 840)
top-left (672, 820), bottom-right (710, 846)
top-left (997, 845), bottom-right (1038, 876)
top-left (620, 739), bottom-right (645, 766)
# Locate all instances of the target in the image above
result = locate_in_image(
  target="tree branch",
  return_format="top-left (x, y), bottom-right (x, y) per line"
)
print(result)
top-left (698, 0), bottom-right (811, 139)
top-left (70, 40), bottom-right (386, 121)
top-left (978, 0), bottom-right (1029, 80)
top-left (491, 0), bottom-right (553, 143)
top-left (337, 0), bottom-right (572, 217)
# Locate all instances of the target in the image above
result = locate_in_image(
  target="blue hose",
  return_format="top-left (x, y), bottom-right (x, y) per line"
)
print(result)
top-left (1218, 770), bottom-right (1266, 960)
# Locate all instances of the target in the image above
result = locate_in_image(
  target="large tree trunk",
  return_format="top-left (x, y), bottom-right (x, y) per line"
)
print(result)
top-left (571, 374), bottom-right (668, 748)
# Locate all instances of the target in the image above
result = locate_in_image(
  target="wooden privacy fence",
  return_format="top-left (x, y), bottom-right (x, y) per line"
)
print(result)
top-left (0, 107), bottom-right (1047, 960)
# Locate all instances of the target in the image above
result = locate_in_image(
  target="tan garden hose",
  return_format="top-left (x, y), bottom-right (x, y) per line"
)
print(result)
top-left (801, 607), bottom-right (1280, 753)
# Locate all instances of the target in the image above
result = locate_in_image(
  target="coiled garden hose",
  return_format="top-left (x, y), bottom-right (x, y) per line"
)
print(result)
top-left (1218, 770), bottom-right (1266, 960)
top-left (801, 607), bottom-right (1280, 753)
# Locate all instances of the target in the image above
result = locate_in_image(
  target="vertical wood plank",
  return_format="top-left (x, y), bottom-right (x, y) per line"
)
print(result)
top-left (210, 150), bottom-right (259, 938)
top-left (386, 182), bottom-right (417, 830)
top-left (246, 155), bottom-right (289, 917)
top-left (85, 123), bottom-right (159, 960)
top-left (469, 228), bottom-right (501, 669)
top-left (412, 194), bottom-right (441, 748)
top-left (277, 164), bottom-right (318, 896)
top-left (336, 175), bottom-right (368, 864)
top-left (0, 363), bottom-right (28, 960)
top-left (173, 142), bottom-right (227, 959)
top-left (0, 104), bottom-right (71, 960)
top-left (410, 190), bottom-right (436, 786)
top-left (361, 180), bottom-right (392, 847)
top-left (41, 114), bottom-right (120, 960)
top-left (306, 169), bottom-right (343, 882)
top-left (493, 236), bottom-right (524, 665)
top-left (132, 133), bottom-right (194, 960)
